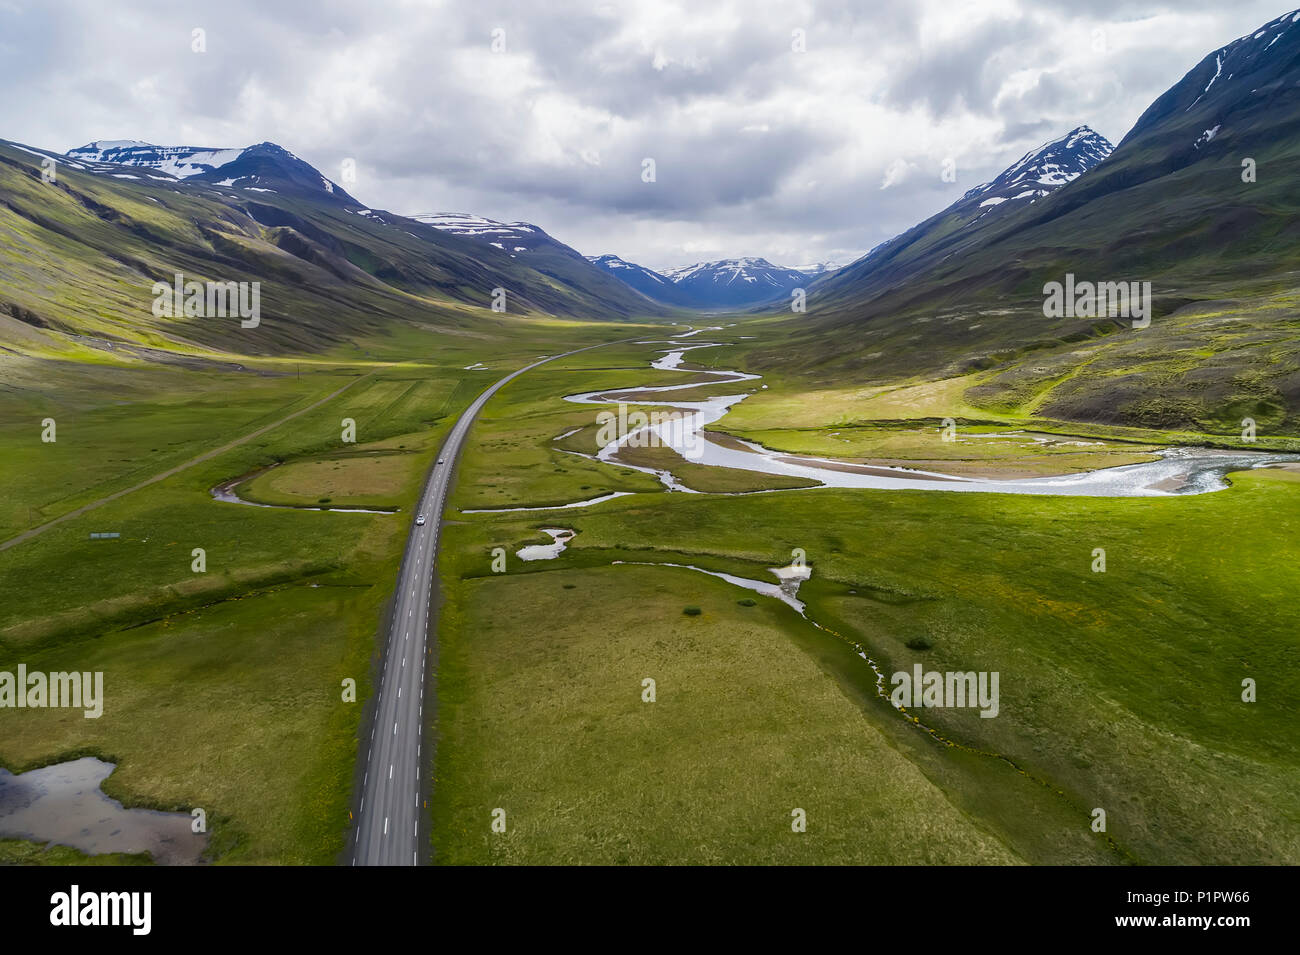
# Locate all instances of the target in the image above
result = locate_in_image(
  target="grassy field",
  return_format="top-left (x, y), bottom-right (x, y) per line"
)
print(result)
top-left (431, 561), bottom-right (1019, 864)
top-left (428, 332), bottom-right (1300, 865)
top-left (0, 355), bottom-right (458, 862)
top-left (0, 315), bottom-right (640, 864)
top-left (240, 452), bottom-right (419, 509)
top-left (6, 314), bottom-right (1298, 866)
top-left (0, 838), bottom-right (150, 866)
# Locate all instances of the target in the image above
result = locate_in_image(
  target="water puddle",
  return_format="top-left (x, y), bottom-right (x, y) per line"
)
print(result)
top-left (517, 528), bottom-right (576, 561)
top-left (0, 757), bottom-right (207, 865)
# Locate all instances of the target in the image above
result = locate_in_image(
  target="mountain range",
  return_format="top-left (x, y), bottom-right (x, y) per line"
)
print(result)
top-left (754, 8), bottom-right (1300, 434)
top-left (41, 143), bottom-right (833, 314)
top-left (0, 135), bottom-right (682, 360)
top-left (589, 254), bottom-right (835, 308)
top-left (4, 8), bottom-right (1300, 433)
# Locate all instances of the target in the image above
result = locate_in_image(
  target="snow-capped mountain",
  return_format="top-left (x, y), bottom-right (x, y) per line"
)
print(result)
top-left (591, 254), bottom-right (835, 308)
top-left (960, 126), bottom-right (1113, 223)
top-left (996, 7), bottom-right (1300, 239)
top-left (1123, 9), bottom-right (1300, 148)
top-left (794, 8), bottom-right (1300, 333)
top-left (414, 213), bottom-right (619, 270)
top-left (814, 125), bottom-right (1115, 302)
top-left (407, 214), bottom-right (669, 311)
top-left (64, 140), bottom-right (357, 202)
top-left (587, 253), bottom-right (669, 290)
top-left (585, 254), bottom-right (701, 307)
top-left (660, 257), bottom-right (813, 307)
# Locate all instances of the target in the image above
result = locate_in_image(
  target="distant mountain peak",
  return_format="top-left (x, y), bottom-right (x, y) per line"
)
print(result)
top-left (591, 252), bottom-right (833, 308)
top-left (965, 125), bottom-right (1114, 207)
top-left (656, 257), bottom-right (812, 307)
top-left (64, 140), bottom-right (355, 202)
top-left (586, 253), bottom-right (670, 283)
top-left (815, 124), bottom-right (1114, 302)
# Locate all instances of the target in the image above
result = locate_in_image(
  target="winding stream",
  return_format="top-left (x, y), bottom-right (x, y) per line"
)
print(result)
top-left (559, 332), bottom-right (1298, 499)
top-left (480, 328), bottom-right (1288, 858)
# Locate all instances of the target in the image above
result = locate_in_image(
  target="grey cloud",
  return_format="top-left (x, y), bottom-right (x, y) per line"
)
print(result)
top-left (0, 0), bottom-right (1292, 269)
top-left (882, 16), bottom-right (1051, 119)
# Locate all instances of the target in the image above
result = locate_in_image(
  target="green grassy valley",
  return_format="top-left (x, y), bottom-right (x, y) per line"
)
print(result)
top-left (3, 3), bottom-right (1300, 891)
top-left (426, 333), bottom-right (1300, 865)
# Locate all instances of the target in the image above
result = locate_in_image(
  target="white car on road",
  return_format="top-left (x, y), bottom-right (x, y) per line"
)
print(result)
top-left (416, 515), bottom-right (426, 526)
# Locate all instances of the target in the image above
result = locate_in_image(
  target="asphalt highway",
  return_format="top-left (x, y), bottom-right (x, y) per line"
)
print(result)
top-left (352, 341), bottom-right (623, 865)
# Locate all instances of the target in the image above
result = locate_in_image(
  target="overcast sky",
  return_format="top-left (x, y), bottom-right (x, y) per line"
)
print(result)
top-left (0, 0), bottom-right (1293, 270)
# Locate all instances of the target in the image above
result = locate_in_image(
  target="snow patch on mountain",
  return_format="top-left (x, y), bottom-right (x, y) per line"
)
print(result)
top-left (587, 254), bottom-right (670, 284)
top-left (413, 213), bottom-right (541, 250)
top-left (67, 142), bottom-right (243, 179)
top-left (1184, 10), bottom-right (1300, 113)
top-left (1194, 125), bottom-right (1222, 149)
top-left (792, 261), bottom-right (840, 276)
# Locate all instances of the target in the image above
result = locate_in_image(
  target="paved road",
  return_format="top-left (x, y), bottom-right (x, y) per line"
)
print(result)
top-left (352, 341), bottom-right (623, 866)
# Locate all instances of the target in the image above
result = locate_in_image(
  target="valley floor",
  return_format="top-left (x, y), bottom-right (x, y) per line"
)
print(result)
top-left (2, 318), bottom-right (1296, 865)
top-left (432, 332), bottom-right (1300, 865)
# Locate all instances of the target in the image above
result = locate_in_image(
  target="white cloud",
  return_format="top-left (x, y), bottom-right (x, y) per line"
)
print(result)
top-left (0, 0), bottom-right (1289, 271)
top-left (879, 158), bottom-right (913, 190)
